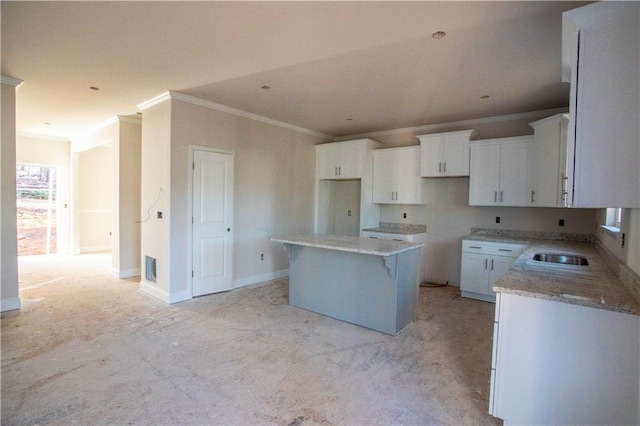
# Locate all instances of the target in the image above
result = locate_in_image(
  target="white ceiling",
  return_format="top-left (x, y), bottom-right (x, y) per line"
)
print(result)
top-left (1, 1), bottom-right (591, 141)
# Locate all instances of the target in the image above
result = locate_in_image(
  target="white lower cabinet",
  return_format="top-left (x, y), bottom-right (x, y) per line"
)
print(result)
top-left (460, 240), bottom-right (522, 303)
top-left (490, 292), bottom-right (640, 425)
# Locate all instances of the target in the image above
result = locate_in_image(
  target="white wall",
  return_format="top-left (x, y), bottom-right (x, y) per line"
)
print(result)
top-left (78, 145), bottom-right (113, 252)
top-left (1, 80), bottom-right (21, 312)
top-left (113, 119), bottom-right (142, 278)
top-left (139, 95), bottom-right (324, 303)
top-left (16, 135), bottom-right (71, 254)
top-left (171, 98), bottom-right (323, 292)
top-left (139, 101), bottom-right (173, 302)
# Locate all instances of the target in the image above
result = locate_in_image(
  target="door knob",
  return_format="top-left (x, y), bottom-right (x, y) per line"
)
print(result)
top-left (227, 228), bottom-right (231, 232)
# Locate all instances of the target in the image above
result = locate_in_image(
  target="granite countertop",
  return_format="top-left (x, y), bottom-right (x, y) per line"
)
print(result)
top-left (492, 240), bottom-right (640, 315)
top-left (463, 233), bottom-right (532, 245)
top-left (271, 234), bottom-right (423, 257)
top-left (362, 222), bottom-right (427, 235)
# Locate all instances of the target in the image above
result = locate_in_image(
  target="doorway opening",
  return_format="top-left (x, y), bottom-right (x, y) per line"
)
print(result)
top-left (16, 164), bottom-right (58, 256)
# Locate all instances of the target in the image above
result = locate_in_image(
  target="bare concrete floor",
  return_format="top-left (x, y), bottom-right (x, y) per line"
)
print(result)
top-left (2, 254), bottom-right (501, 425)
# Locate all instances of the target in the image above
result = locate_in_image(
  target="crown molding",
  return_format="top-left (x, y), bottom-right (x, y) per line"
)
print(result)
top-left (117, 115), bottom-right (142, 125)
top-left (16, 131), bottom-right (71, 142)
top-left (137, 90), bottom-right (331, 139)
top-left (168, 91), bottom-right (332, 139)
top-left (334, 107), bottom-right (570, 142)
top-left (136, 92), bottom-right (171, 111)
top-left (1, 75), bottom-right (23, 88)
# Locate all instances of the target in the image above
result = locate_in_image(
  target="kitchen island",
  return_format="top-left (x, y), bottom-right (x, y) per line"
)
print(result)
top-left (271, 234), bottom-right (423, 335)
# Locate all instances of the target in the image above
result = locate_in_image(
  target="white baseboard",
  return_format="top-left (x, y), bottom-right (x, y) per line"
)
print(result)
top-left (233, 269), bottom-right (288, 289)
top-left (139, 280), bottom-right (190, 304)
top-left (1, 297), bottom-right (21, 312)
top-left (111, 267), bottom-right (141, 279)
top-left (139, 270), bottom-right (289, 305)
top-left (80, 245), bottom-right (110, 253)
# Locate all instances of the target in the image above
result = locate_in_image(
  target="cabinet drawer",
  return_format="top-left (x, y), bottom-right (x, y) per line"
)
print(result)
top-left (462, 240), bottom-right (522, 258)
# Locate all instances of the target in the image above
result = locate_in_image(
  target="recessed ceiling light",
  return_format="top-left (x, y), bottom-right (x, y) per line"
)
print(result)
top-left (261, 85), bottom-right (271, 90)
top-left (480, 95), bottom-right (490, 99)
top-left (431, 31), bottom-right (446, 39)
top-left (90, 86), bottom-right (100, 91)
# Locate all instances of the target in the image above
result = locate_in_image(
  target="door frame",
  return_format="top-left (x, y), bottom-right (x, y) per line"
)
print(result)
top-left (187, 145), bottom-right (235, 299)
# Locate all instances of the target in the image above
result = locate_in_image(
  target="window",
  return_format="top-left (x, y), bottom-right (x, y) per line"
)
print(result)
top-left (602, 207), bottom-right (623, 235)
top-left (615, 207), bottom-right (622, 228)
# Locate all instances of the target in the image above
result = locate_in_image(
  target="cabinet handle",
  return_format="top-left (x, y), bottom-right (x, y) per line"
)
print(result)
top-left (491, 259), bottom-right (494, 270)
top-left (500, 191), bottom-right (503, 203)
top-left (531, 190), bottom-right (535, 203)
top-left (484, 258), bottom-right (488, 270)
top-left (469, 246), bottom-right (482, 249)
top-left (338, 166), bottom-right (341, 176)
top-left (494, 191), bottom-right (498, 203)
top-left (335, 167), bottom-right (338, 176)
top-left (498, 248), bottom-right (512, 252)
top-left (443, 162), bottom-right (446, 173)
top-left (439, 162), bottom-right (442, 173)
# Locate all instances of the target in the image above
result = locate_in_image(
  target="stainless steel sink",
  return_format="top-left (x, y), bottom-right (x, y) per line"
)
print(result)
top-left (533, 253), bottom-right (589, 266)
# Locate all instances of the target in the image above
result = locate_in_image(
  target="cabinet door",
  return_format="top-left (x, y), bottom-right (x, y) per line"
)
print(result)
top-left (316, 144), bottom-right (340, 179)
top-left (420, 139), bottom-right (442, 177)
top-left (337, 144), bottom-right (364, 179)
top-left (499, 141), bottom-right (534, 206)
top-left (373, 150), bottom-right (395, 203)
top-left (571, 5), bottom-right (639, 207)
top-left (461, 253), bottom-right (490, 295)
top-left (441, 138), bottom-right (470, 177)
top-left (531, 115), bottom-right (566, 207)
top-left (469, 144), bottom-right (501, 205)
top-left (394, 147), bottom-right (423, 204)
top-left (488, 256), bottom-right (515, 298)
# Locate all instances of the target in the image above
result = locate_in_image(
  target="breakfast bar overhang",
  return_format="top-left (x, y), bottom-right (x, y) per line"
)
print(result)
top-left (271, 234), bottom-right (424, 335)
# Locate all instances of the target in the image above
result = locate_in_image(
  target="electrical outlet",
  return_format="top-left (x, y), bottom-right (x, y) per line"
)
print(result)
top-left (348, 210), bottom-right (352, 217)
top-left (496, 217), bottom-right (500, 224)
top-left (157, 211), bottom-right (163, 219)
top-left (260, 253), bottom-right (264, 261)
top-left (403, 212), bottom-right (407, 219)
top-left (559, 219), bottom-right (565, 227)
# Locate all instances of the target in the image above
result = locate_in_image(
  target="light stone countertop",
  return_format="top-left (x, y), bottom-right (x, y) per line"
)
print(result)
top-left (361, 227), bottom-right (425, 235)
top-left (362, 222), bottom-right (427, 235)
top-left (487, 239), bottom-right (640, 315)
top-left (271, 234), bottom-right (423, 257)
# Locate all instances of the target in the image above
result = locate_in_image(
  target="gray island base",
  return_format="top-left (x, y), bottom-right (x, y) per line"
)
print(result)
top-left (271, 235), bottom-right (424, 335)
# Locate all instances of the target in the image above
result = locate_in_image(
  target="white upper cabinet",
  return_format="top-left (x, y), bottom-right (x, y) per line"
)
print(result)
top-left (418, 130), bottom-right (477, 177)
top-left (562, 2), bottom-right (639, 208)
top-left (469, 136), bottom-right (534, 206)
top-left (529, 114), bottom-right (569, 207)
top-left (373, 146), bottom-right (425, 205)
top-left (316, 139), bottom-right (380, 180)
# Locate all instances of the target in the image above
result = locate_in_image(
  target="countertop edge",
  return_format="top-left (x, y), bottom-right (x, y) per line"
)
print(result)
top-left (271, 237), bottom-right (424, 257)
top-left (494, 286), bottom-right (638, 316)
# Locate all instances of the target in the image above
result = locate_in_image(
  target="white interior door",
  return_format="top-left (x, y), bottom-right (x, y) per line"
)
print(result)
top-left (192, 150), bottom-right (234, 297)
